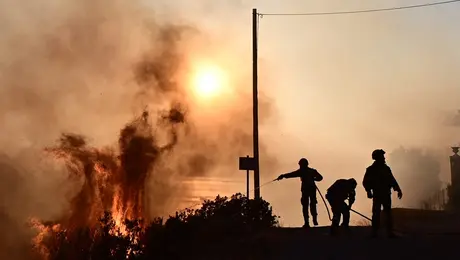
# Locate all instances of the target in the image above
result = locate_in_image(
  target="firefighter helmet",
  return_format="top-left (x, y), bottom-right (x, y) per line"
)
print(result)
top-left (298, 158), bottom-right (309, 167)
top-left (371, 149), bottom-right (386, 160)
top-left (348, 178), bottom-right (357, 187)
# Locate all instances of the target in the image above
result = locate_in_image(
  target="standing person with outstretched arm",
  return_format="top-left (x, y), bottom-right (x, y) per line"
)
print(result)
top-left (363, 149), bottom-right (403, 238)
top-left (276, 158), bottom-right (323, 228)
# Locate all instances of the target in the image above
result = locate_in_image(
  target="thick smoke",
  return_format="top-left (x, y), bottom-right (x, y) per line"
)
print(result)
top-left (388, 147), bottom-right (443, 208)
top-left (40, 107), bottom-right (184, 230)
top-left (0, 0), bottom-right (280, 258)
top-left (0, 155), bottom-right (35, 259)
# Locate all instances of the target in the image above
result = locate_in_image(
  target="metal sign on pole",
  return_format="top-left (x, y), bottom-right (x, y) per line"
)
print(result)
top-left (239, 155), bottom-right (256, 199)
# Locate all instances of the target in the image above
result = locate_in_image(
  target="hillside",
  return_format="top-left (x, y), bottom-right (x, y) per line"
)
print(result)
top-left (199, 225), bottom-right (457, 260)
top-left (391, 207), bottom-right (460, 234)
top-left (187, 208), bottom-right (460, 260)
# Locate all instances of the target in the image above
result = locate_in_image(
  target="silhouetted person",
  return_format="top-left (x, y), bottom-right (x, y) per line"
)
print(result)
top-left (363, 149), bottom-right (403, 238)
top-left (276, 158), bottom-right (323, 227)
top-left (325, 178), bottom-right (357, 235)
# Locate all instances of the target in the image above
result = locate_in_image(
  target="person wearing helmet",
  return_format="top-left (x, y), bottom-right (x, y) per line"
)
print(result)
top-left (276, 158), bottom-right (323, 228)
top-left (363, 149), bottom-right (403, 238)
top-left (325, 178), bottom-right (357, 236)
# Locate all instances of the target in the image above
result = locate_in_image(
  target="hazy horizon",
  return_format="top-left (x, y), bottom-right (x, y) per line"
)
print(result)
top-left (2, 0), bottom-right (460, 233)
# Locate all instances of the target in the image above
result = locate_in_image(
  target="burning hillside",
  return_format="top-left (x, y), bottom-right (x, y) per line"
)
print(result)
top-left (0, 1), bottom-right (279, 259)
top-left (30, 107), bottom-right (185, 259)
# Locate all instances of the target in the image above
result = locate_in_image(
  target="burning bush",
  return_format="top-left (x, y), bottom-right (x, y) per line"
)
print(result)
top-left (29, 107), bottom-right (184, 259)
top-left (28, 107), bottom-right (279, 260)
top-left (31, 193), bottom-right (279, 259)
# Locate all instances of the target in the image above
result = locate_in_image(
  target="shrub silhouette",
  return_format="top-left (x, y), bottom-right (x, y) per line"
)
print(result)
top-left (166, 193), bottom-right (278, 233)
top-left (144, 193), bottom-right (279, 259)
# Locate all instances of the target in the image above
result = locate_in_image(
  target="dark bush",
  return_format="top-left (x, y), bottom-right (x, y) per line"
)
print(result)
top-left (143, 193), bottom-right (279, 259)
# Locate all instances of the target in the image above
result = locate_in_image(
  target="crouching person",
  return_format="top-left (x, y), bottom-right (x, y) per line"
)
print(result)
top-left (325, 178), bottom-right (357, 236)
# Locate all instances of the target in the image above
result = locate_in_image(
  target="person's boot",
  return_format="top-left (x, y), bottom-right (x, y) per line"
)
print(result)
top-left (312, 217), bottom-right (319, 226)
top-left (302, 220), bottom-right (310, 228)
top-left (341, 224), bottom-right (351, 234)
top-left (302, 215), bottom-right (310, 229)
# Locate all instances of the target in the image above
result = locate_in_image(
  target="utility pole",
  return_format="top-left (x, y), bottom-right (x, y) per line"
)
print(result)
top-left (450, 147), bottom-right (460, 209)
top-left (246, 155), bottom-right (250, 199)
top-left (252, 8), bottom-right (260, 199)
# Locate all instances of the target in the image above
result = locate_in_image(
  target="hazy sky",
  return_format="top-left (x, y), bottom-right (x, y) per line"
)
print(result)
top-left (2, 0), bottom-right (460, 228)
top-left (148, 0), bottom-right (460, 226)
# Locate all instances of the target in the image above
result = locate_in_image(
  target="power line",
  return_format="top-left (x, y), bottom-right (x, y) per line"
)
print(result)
top-left (259, 0), bottom-right (460, 16)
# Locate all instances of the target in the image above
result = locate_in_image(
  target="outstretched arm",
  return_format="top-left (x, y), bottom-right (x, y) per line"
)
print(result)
top-left (276, 169), bottom-right (302, 180)
top-left (282, 169), bottom-right (302, 179)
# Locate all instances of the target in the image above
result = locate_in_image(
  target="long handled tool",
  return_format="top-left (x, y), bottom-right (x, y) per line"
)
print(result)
top-left (276, 178), bottom-right (373, 224)
top-left (316, 186), bottom-right (332, 221)
top-left (350, 208), bottom-right (372, 222)
top-left (317, 185), bottom-right (372, 223)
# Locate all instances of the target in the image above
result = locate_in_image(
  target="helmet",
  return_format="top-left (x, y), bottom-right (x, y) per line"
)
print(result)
top-left (298, 158), bottom-right (309, 167)
top-left (371, 149), bottom-right (386, 160)
top-left (347, 178), bottom-right (357, 187)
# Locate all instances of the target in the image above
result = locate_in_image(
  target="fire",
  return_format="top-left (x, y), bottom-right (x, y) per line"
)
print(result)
top-left (30, 108), bottom-right (185, 259)
top-left (30, 218), bottom-right (61, 260)
top-left (110, 189), bottom-right (129, 237)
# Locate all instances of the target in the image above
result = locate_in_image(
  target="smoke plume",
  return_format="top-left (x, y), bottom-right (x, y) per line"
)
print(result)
top-left (0, 0), bottom-right (280, 258)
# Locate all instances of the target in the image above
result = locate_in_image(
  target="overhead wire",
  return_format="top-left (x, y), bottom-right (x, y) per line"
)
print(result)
top-left (253, 0), bottom-right (460, 229)
top-left (258, 0), bottom-right (460, 16)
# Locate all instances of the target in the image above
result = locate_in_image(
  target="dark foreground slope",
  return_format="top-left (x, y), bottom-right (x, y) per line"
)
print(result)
top-left (26, 200), bottom-right (460, 260)
top-left (168, 208), bottom-right (460, 260)
top-left (175, 226), bottom-right (460, 260)
top-left (256, 227), bottom-right (459, 260)
top-left (229, 208), bottom-right (460, 260)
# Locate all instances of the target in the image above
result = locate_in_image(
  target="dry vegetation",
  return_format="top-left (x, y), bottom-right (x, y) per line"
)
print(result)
top-left (31, 193), bottom-right (278, 260)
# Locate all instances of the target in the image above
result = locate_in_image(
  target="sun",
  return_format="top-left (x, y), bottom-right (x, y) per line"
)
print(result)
top-left (192, 65), bottom-right (226, 99)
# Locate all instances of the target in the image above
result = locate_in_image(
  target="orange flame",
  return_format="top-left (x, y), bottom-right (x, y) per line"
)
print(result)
top-left (30, 109), bottom-right (184, 259)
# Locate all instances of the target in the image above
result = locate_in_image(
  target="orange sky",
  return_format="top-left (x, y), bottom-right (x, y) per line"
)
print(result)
top-left (152, 0), bottom-right (460, 226)
top-left (2, 0), bottom-right (460, 227)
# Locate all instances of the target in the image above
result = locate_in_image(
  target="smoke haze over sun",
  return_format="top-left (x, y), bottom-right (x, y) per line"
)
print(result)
top-left (191, 63), bottom-right (227, 99)
top-left (2, 1), bottom-right (460, 257)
